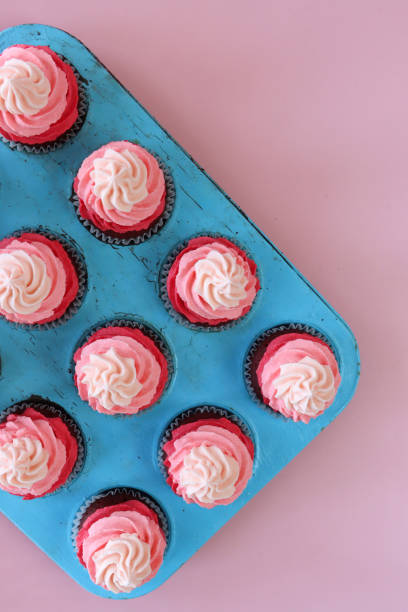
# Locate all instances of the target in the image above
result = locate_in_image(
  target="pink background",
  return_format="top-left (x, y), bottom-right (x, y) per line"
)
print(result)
top-left (1, 2), bottom-right (406, 610)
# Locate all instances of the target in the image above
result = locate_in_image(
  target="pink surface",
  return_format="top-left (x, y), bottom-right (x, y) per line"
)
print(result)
top-left (0, 2), bottom-right (406, 611)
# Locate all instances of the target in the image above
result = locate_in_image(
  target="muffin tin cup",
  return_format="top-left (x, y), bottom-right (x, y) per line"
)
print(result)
top-left (0, 54), bottom-right (88, 154)
top-left (71, 154), bottom-right (175, 246)
top-left (157, 404), bottom-right (254, 479)
top-left (159, 233), bottom-right (260, 332)
top-left (0, 397), bottom-right (85, 493)
top-left (244, 322), bottom-right (339, 417)
top-left (71, 486), bottom-right (170, 553)
top-left (71, 317), bottom-right (174, 415)
top-left (2, 226), bottom-right (88, 330)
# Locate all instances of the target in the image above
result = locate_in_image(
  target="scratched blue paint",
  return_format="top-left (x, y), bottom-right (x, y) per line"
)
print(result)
top-left (0, 24), bottom-right (360, 599)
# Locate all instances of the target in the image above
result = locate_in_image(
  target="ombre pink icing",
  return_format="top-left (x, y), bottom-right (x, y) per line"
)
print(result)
top-left (163, 417), bottom-right (254, 508)
top-left (166, 237), bottom-right (259, 325)
top-left (76, 500), bottom-right (166, 593)
top-left (0, 407), bottom-right (78, 499)
top-left (74, 326), bottom-right (168, 415)
top-left (256, 333), bottom-right (341, 423)
top-left (73, 141), bottom-right (166, 234)
top-left (0, 45), bottom-right (78, 144)
top-left (0, 233), bottom-right (79, 325)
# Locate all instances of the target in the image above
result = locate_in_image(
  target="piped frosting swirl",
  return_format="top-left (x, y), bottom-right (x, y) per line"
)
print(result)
top-left (74, 326), bottom-right (168, 415)
top-left (74, 141), bottom-right (166, 234)
top-left (0, 58), bottom-right (51, 116)
top-left (91, 148), bottom-right (149, 212)
top-left (0, 436), bottom-right (49, 490)
top-left (0, 45), bottom-right (79, 144)
top-left (0, 233), bottom-right (79, 325)
top-left (256, 332), bottom-right (341, 423)
top-left (179, 444), bottom-right (240, 505)
top-left (163, 417), bottom-right (254, 508)
top-left (166, 237), bottom-right (259, 325)
top-left (0, 407), bottom-right (78, 499)
top-left (93, 533), bottom-right (152, 593)
top-left (76, 499), bottom-right (166, 593)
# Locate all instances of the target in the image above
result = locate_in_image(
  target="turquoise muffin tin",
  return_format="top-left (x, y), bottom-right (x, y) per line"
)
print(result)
top-left (0, 24), bottom-right (360, 599)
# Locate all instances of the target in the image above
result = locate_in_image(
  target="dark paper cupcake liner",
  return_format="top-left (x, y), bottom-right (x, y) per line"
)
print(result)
top-left (0, 54), bottom-right (88, 154)
top-left (71, 486), bottom-right (170, 552)
top-left (2, 226), bottom-right (88, 330)
top-left (244, 322), bottom-right (337, 417)
top-left (71, 154), bottom-right (175, 246)
top-left (71, 317), bottom-right (174, 414)
top-left (157, 405), bottom-right (254, 479)
top-left (159, 232), bottom-right (260, 333)
top-left (0, 396), bottom-right (85, 493)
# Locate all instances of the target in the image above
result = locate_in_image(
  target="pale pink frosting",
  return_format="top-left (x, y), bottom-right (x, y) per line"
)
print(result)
top-left (92, 533), bottom-right (152, 593)
top-left (174, 241), bottom-right (258, 321)
top-left (91, 149), bottom-right (149, 215)
top-left (74, 141), bottom-right (165, 230)
top-left (179, 445), bottom-right (240, 505)
top-left (0, 46), bottom-right (68, 137)
top-left (166, 424), bottom-right (253, 508)
top-left (258, 337), bottom-right (341, 423)
top-left (75, 336), bottom-right (162, 415)
top-left (81, 509), bottom-right (165, 593)
top-left (0, 415), bottom-right (66, 497)
top-left (0, 238), bottom-right (66, 324)
top-left (0, 58), bottom-right (50, 115)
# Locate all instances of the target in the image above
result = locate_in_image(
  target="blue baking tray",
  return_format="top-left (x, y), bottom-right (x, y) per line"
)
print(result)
top-left (0, 24), bottom-right (360, 599)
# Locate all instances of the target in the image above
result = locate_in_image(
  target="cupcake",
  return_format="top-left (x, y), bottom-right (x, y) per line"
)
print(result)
top-left (254, 331), bottom-right (341, 423)
top-left (0, 403), bottom-right (79, 499)
top-left (0, 45), bottom-right (80, 146)
top-left (73, 141), bottom-right (172, 243)
top-left (0, 232), bottom-right (81, 325)
top-left (161, 410), bottom-right (254, 508)
top-left (75, 494), bottom-right (167, 594)
top-left (164, 236), bottom-right (259, 327)
top-left (74, 325), bottom-right (169, 415)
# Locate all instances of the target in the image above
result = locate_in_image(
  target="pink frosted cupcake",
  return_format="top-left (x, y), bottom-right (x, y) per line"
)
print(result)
top-left (0, 403), bottom-right (80, 499)
top-left (253, 331), bottom-right (341, 423)
top-left (0, 232), bottom-right (82, 326)
top-left (73, 141), bottom-right (173, 243)
top-left (164, 236), bottom-right (260, 327)
top-left (75, 493), bottom-right (167, 594)
top-left (0, 45), bottom-right (80, 147)
top-left (161, 410), bottom-right (254, 508)
top-left (74, 324), bottom-right (169, 415)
